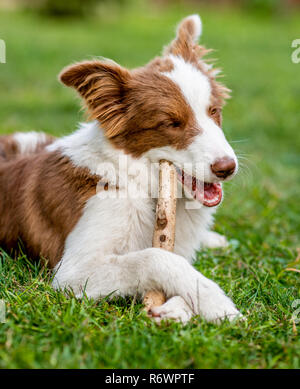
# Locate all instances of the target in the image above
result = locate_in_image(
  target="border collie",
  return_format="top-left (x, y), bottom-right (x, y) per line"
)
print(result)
top-left (0, 15), bottom-right (242, 323)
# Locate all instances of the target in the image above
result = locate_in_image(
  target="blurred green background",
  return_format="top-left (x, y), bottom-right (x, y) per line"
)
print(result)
top-left (0, 0), bottom-right (299, 369)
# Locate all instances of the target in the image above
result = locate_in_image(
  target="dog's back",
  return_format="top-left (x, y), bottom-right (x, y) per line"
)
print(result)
top-left (0, 132), bottom-right (54, 162)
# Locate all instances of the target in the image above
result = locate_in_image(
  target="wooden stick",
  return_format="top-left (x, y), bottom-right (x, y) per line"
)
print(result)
top-left (143, 160), bottom-right (177, 313)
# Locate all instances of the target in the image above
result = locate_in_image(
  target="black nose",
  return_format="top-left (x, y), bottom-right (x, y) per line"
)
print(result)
top-left (211, 158), bottom-right (236, 179)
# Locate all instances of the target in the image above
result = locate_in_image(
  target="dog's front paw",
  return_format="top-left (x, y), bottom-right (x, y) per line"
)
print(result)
top-left (204, 300), bottom-right (243, 324)
top-left (194, 282), bottom-right (242, 323)
top-left (201, 231), bottom-right (228, 249)
top-left (149, 296), bottom-right (193, 324)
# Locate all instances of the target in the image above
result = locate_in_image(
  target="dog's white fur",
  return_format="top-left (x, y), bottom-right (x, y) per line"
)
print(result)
top-left (14, 131), bottom-right (49, 155)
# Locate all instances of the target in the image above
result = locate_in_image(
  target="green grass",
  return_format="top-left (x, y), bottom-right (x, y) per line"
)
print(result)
top-left (0, 3), bottom-right (299, 368)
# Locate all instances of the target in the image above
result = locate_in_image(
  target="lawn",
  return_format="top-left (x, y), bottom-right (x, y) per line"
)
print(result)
top-left (0, 3), bottom-right (299, 369)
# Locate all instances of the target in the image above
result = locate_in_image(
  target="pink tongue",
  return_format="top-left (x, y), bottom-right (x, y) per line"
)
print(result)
top-left (176, 168), bottom-right (223, 207)
top-left (192, 178), bottom-right (223, 207)
top-left (204, 183), bottom-right (219, 199)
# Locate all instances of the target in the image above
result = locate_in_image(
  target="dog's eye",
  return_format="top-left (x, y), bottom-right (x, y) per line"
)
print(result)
top-left (162, 119), bottom-right (182, 130)
top-left (170, 120), bottom-right (181, 128)
top-left (209, 107), bottom-right (222, 126)
top-left (172, 121), bottom-right (181, 128)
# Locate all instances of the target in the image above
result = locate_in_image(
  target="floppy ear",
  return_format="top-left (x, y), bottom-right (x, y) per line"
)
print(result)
top-left (59, 60), bottom-right (131, 138)
top-left (164, 14), bottom-right (203, 57)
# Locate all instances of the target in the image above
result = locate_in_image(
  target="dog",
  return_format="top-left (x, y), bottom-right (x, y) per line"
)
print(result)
top-left (0, 15), bottom-right (242, 323)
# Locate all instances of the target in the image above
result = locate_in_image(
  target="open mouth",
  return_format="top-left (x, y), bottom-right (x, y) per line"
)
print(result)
top-left (175, 167), bottom-right (222, 207)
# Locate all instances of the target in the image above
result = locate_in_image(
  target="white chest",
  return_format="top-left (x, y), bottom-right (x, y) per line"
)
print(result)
top-left (65, 194), bottom-right (214, 264)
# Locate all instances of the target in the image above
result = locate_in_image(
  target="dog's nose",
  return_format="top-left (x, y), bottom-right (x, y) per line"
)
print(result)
top-left (211, 157), bottom-right (236, 179)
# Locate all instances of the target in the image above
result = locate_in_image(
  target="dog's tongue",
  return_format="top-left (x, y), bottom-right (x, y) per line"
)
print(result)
top-left (193, 179), bottom-right (223, 207)
top-left (177, 169), bottom-right (222, 207)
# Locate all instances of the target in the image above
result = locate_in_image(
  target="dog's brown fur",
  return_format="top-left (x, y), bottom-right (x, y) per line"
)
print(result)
top-left (0, 146), bottom-right (100, 267)
top-left (59, 61), bottom-right (200, 158)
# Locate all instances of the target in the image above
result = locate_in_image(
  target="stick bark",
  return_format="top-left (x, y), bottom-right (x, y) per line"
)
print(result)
top-left (143, 160), bottom-right (177, 313)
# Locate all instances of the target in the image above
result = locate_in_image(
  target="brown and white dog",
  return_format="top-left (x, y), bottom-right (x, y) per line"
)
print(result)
top-left (0, 15), bottom-right (242, 323)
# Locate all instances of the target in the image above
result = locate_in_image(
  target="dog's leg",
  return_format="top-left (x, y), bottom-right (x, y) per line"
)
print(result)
top-left (195, 207), bottom-right (228, 249)
top-left (200, 230), bottom-right (228, 249)
top-left (150, 296), bottom-right (193, 324)
top-left (53, 247), bottom-right (241, 323)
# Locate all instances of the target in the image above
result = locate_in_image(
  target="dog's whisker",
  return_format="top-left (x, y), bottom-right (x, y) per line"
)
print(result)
top-left (230, 138), bottom-right (250, 144)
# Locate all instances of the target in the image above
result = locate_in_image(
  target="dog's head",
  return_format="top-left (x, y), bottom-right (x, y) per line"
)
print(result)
top-left (60, 15), bottom-right (237, 207)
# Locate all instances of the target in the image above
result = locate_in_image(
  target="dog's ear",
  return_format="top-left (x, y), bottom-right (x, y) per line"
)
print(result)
top-left (59, 60), bottom-right (131, 138)
top-left (164, 14), bottom-right (202, 57)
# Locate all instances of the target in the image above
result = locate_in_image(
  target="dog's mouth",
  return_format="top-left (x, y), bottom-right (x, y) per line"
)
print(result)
top-left (175, 167), bottom-right (222, 207)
